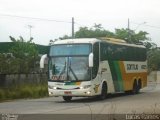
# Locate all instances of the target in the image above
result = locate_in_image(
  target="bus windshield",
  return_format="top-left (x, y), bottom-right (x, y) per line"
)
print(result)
top-left (49, 44), bottom-right (91, 81)
top-left (49, 57), bottom-right (90, 81)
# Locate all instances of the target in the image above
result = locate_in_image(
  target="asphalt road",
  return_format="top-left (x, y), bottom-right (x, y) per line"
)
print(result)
top-left (0, 80), bottom-right (160, 120)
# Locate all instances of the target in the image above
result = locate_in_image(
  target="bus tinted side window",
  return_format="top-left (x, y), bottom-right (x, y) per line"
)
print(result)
top-left (93, 42), bottom-right (99, 79)
top-left (107, 44), bottom-right (126, 61)
top-left (100, 42), bottom-right (146, 61)
top-left (100, 42), bottom-right (108, 61)
top-left (138, 48), bottom-right (147, 61)
top-left (125, 46), bottom-right (146, 61)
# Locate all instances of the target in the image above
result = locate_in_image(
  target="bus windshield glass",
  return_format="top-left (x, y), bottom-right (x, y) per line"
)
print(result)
top-left (49, 44), bottom-right (91, 81)
top-left (50, 44), bottom-right (91, 56)
top-left (49, 57), bottom-right (90, 81)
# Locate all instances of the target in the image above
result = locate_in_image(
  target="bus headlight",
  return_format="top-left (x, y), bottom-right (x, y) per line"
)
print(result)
top-left (80, 85), bottom-right (91, 89)
top-left (53, 87), bottom-right (57, 90)
top-left (87, 91), bottom-right (91, 94)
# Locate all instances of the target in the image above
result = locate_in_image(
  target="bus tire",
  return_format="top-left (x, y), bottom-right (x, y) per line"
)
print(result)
top-left (100, 82), bottom-right (107, 100)
top-left (132, 80), bottom-right (138, 94)
top-left (138, 80), bottom-right (142, 92)
top-left (63, 96), bottom-right (72, 102)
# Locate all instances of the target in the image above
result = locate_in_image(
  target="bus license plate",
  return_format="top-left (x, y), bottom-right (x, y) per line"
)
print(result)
top-left (64, 91), bottom-right (72, 95)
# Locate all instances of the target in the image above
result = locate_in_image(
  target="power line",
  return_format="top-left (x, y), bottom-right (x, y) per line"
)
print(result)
top-left (131, 21), bottom-right (160, 29)
top-left (2, 14), bottom-right (160, 30)
top-left (0, 13), bottom-right (72, 23)
top-left (144, 24), bottom-right (160, 29)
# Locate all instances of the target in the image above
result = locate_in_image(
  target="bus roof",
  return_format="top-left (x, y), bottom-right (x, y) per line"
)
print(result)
top-left (53, 38), bottom-right (100, 45)
top-left (52, 38), bottom-right (145, 48)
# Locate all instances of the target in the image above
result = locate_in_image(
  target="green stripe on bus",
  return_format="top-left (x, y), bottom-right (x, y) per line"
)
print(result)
top-left (113, 61), bottom-right (124, 91)
top-left (108, 61), bottom-right (120, 92)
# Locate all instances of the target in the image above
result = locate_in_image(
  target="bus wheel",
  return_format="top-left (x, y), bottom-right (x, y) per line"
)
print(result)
top-left (63, 96), bottom-right (72, 102)
top-left (100, 83), bottom-right (107, 100)
top-left (132, 80), bottom-right (139, 94)
top-left (138, 80), bottom-right (142, 92)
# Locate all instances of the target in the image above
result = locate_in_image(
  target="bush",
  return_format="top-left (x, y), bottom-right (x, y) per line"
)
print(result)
top-left (0, 83), bottom-right (48, 101)
top-left (19, 86), bottom-right (34, 98)
top-left (0, 89), bottom-right (5, 100)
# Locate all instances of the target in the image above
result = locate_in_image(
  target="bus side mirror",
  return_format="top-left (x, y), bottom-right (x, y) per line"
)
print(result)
top-left (40, 54), bottom-right (48, 68)
top-left (89, 53), bottom-right (94, 67)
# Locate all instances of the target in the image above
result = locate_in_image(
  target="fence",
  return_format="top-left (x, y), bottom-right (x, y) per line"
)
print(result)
top-left (0, 74), bottom-right (48, 88)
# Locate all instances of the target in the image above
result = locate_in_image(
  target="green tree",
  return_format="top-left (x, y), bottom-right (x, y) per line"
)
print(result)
top-left (73, 24), bottom-right (150, 45)
top-left (147, 48), bottom-right (160, 71)
top-left (74, 25), bottom-right (154, 50)
top-left (114, 28), bottom-right (149, 43)
top-left (9, 36), bottom-right (38, 73)
top-left (75, 24), bottom-right (114, 38)
top-left (0, 54), bottom-right (8, 74)
top-left (9, 36), bottom-right (37, 58)
top-left (59, 35), bottom-right (72, 40)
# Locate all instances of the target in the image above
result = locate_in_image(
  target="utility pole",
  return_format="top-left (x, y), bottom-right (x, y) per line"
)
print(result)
top-left (28, 25), bottom-right (33, 39)
top-left (128, 18), bottom-right (131, 43)
top-left (72, 17), bottom-right (74, 38)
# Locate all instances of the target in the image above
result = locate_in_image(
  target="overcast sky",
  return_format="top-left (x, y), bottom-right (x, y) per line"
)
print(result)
top-left (0, 0), bottom-right (160, 46)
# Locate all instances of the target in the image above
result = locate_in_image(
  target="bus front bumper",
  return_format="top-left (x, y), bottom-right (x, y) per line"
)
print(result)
top-left (48, 88), bottom-right (94, 97)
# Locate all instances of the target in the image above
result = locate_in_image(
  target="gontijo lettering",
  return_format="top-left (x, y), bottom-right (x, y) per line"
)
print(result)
top-left (127, 64), bottom-right (138, 70)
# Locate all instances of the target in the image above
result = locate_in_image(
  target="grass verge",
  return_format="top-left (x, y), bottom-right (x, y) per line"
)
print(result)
top-left (0, 83), bottom-right (48, 102)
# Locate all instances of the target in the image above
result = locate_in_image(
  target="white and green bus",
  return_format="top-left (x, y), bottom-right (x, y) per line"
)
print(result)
top-left (40, 38), bottom-right (147, 101)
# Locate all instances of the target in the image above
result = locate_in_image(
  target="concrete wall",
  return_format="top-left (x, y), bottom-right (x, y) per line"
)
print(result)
top-left (148, 71), bottom-right (157, 82)
top-left (157, 71), bottom-right (160, 83)
top-left (148, 71), bottom-right (160, 83)
top-left (0, 74), bottom-right (47, 88)
top-left (1, 71), bottom-right (160, 88)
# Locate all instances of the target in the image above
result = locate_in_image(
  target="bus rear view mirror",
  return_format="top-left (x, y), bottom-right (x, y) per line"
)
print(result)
top-left (40, 54), bottom-right (48, 68)
top-left (89, 53), bottom-right (94, 67)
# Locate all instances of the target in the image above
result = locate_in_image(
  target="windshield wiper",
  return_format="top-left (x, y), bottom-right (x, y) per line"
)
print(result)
top-left (69, 66), bottom-right (78, 81)
top-left (68, 57), bottom-right (78, 81)
top-left (57, 62), bottom-right (66, 80)
top-left (57, 57), bottom-right (78, 81)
